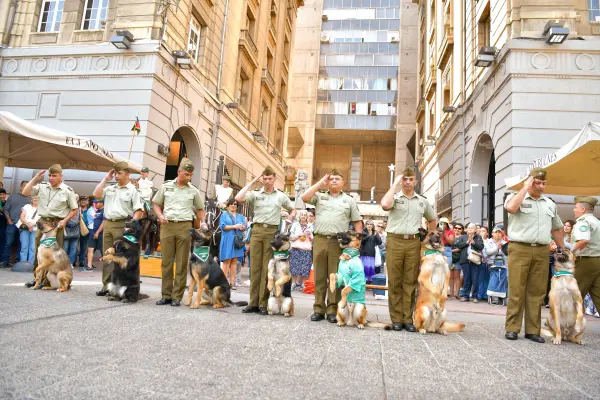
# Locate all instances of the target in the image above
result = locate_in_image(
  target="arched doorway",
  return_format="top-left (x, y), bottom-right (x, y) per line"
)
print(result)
top-left (164, 126), bottom-right (202, 188)
top-left (470, 133), bottom-right (495, 232)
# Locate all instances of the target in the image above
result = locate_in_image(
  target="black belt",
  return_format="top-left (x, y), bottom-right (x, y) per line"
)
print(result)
top-left (106, 218), bottom-right (126, 222)
top-left (170, 220), bottom-right (192, 223)
top-left (315, 233), bottom-right (338, 239)
top-left (511, 241), bottom-right (547, 247)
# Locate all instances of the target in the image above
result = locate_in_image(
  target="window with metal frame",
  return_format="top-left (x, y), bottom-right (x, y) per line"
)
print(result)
top-left (590, 0), bottom-right (600, 22)
top-left (38, 0), bottom-right (64, 32)
top-left (188, 16), bottom-right (202, 62)
top-left (81, 0), bottom-right (109, 30)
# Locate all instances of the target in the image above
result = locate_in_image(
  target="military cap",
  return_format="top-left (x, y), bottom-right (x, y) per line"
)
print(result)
top-left (401, 167), bottom-right (416, 177)
top-left (222, 175), bottom-right (232, 183)
top-left (113, 161), bottom-right (130, 172)
top-left (574, 196), bottom-right (598, 207)
top-left (529, 168), bottom-right (547, 180)
top-left (179, 157), bottom-right (194, 172)
top-left (48, 164), bottom-right (62, 174)
top-left (141, 167), bottom-right (149, 173)
top-left (262, 166), bottom-right (276, 176)
top-left (329, 168), bottom-right (343, 177)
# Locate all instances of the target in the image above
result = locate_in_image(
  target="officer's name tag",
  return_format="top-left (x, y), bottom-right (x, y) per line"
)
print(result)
top-left (256, 196), bottom-right (265, 200)
top-left (521, 204), bottom-right (532, 208)
top-left (165, 188), bottom-right (174, 192)
top-left (395, 200), bottom-right (405, 204)
top-left (320, 195), bottom-right (329, 201)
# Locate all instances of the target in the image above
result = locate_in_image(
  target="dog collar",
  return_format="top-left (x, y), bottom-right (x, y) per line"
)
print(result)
top-left (123, 234), bottom-right (138, 243)
top-left (273, 250), bottom-right (290, 260)
top-left (554, 270), bottom-right (574, 277)
top-left (40, 238), bottom-right (57, 247)
top-left (193, 246), bottom-right (210, 262)
top-left (424, 249), bottom-right (441, 256)
top-left (342, 248), bottom-right (360, 258)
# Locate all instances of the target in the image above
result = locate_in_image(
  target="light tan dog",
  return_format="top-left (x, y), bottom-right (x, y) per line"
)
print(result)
top-left (33, 218), bottom-right (72, 292)
top-left (544, 248), bottom-right (586, 345)
top-left (413, 229), bottom-right (464, 335)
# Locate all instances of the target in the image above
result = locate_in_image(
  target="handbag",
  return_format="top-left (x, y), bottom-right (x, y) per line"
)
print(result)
top-left (228, 212), bottom-right (245, 249)
top-left (19, 209), bottom-right (37, 231)
top-left (64, 213), bottom-right (81, 239)
top-left (79, 213), bottom-right (89, 236)
top-left (374, 246), bottom-right (382, 267)
top-left (467, 245), bottom-right (482, 265)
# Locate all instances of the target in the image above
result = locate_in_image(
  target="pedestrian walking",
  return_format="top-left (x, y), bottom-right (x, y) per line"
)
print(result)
top-left (455, 223), bottom-right (484, 303)
top-left (93, 162), bottom-right (144, 297)
top-left (360, 220), bottom-right (381, 282)
top-left (380, 167), bottom-right (436, 332)
top-left (22, 165), bottom-right (78, 288)
top-left (18, 196), bottom-right (39, 264)
top-left (236, 166), bottom-right (296, 315)
top-left (85, 200), bottom-right (105, 271)
top-left (1, 181), bottom-right (30, 267)
top-left (219, 198), bottom-right (246, 288)
top-left (301, 168), bottom-right (362, 323)
top-left (152, 158), bottom-right (207, 306)
top-left (289, 210), bottom-right (313, 290)
top-left (504, 168), bottom-right (564, 343)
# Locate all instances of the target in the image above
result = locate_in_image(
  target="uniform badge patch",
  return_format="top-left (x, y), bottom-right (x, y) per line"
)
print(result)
top-left (580, 225), bottom-right (589, 232)
top-left (521, 204), bottom-right (532, 208)
top-left (419, 202), bottom-right (424, 207)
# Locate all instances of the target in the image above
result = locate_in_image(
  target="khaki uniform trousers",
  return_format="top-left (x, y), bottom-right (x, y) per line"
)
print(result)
top-left (101, 220), bottom-right (126, 290)
top-left (386, 234), bottom-right (421, 324)
top-left (575, 256), bottom-right (600, 311)
top-left (312, 235), bottom-right (342, 315)
top-left (33, 222), bottom-right (64, 280)
top-left (505, 242), bottom-right (549, 335)
top-left (159, 221), bottom-right (192, 301)
top-left (249, 224), bottom-right (279, 308)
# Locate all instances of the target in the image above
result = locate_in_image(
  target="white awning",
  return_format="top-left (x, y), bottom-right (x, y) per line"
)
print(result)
top-left (0, 111), bottom-right (142, 174)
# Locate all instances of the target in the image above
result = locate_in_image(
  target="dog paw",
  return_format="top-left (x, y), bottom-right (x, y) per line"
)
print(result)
top-left (212, 304), bottom-right (224, 309)
top-left (268, 311), bottom-right (274, 315)
top-left (419, 329), bottom-right (427, 335)
top-left (337, 322), bottom-right (344, 327)
top-left (107, 296), bottom-right (118, 301)
top-left (284, 313), bottom-right (291, 317)
top-left (552, 337), bottom-right (562, 345)
top-left (357, 324), bottom-right (365, 330)
top-left (120, 299), bottom-right (130, 304)
top-left (438, 330), bottom-right (447, 336)
top-left (190, 304), bottom-right (199, 309)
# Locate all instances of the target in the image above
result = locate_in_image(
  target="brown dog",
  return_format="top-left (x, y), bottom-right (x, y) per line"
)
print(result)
top-left (33, 218), bottom-right (72, 292)
top-left (544, 248), bottom-right (586, 345)
top-left (413, 229), bottom-right (464, 335)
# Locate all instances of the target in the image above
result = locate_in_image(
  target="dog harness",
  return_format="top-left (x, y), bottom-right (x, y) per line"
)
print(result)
top-left (39, 238), bottom-right (57, 247)
top-left (193, 246), bottom-right (210, 262)
top-left (123, 235), bottom-right (138, 243)
top-left (424, 249), bottom-right (441, 256)
top-left (273, 250), bottom-right (290, 260)
top-left (334, 248), bottom-right (366, 304)
top-left (553, 270), bottom-right (574, 277)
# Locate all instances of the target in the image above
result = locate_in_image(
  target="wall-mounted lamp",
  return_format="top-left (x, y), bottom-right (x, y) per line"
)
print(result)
top-left (226, 103), bottom-right (239, 109)
top-left (442, 105), bottom-right (457, 113)
top-left (270, 150), bottom-right (281, 156)
top-left (173, 50), bottom-right (192, 70)
top-left (110, 30), bottom-right (134, 49)
top-left (157, 143), bottom-right (171, 157)
top-left (543, 20), bottom-right (569, 44)
top-left (252, 132), bottom-right (266, 143)
top-left (474, 46), bottom-right (497, 68)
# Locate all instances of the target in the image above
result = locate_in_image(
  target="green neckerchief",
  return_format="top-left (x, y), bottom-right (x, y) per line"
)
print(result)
top-left (273, 250), bottom-right (290, 260)
top-left (554, 270), bottom-right (574, 277)
top-left (40, 238), bottom-right (57, 247)
top-left (123, 235), bottom-right (138, 243)
top-left (424, 249), bottom-right (442, 256)
top-left (193, 246), bottom-right (210, 262)
top-left (342, 248), bottom-right (360, 258)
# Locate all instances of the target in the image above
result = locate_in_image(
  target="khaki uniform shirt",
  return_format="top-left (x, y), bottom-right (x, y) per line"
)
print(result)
top-left (244, 188), bottom-right (294, 226)
top-left (153, 180), bottom-right (204, 221)
top-left (101, 182), bottom-right (143, 221)
top-left (137, 178), bottom-right (154, 202)
top-left (386, 190), bottom-right (436, 235)
top-left (505, 193), bottom-right (563, 245)
top-left (307, 191), bottom-right (361, 235)
top-left (32, 182), bottom-right (77, 219)
top-left (573, 213), bottom-right (600, 257)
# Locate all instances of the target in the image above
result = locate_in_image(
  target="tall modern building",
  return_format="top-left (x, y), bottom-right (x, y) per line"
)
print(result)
top-left (288, 0), bottom-right (418, 201)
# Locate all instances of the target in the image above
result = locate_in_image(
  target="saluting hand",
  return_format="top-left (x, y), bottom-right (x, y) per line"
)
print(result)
top-left (253, 175), bottom-right (263, 183)
top-left (524, 176), bottom-right (534, 191)
top-left (393, 174), bottom-right (404, 187)
top-left (319, 174), bottom-right (330, 189)
top-left (33, 170), bottom-right (46, 183)
top-left (104, 169), bottom-right (116, 181)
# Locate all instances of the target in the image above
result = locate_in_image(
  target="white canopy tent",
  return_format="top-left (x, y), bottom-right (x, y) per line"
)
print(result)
top-left (0, 111), bottom-right (142, 182)
top-left (505, 122), bottom-right (600, 196)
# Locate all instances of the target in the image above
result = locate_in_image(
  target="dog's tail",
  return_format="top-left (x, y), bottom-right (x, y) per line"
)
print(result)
top-left (365, 322), bottom-right (392, 330)
top-left (444, 322), bottom-right (465, 332)
top-left (227, 300), bottom-right (249, 307)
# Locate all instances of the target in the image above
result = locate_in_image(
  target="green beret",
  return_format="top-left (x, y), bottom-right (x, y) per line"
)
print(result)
top-left (401, 167), bottom-right (416, 177)
top-left (113, 161), bottom-right (130, 172)
top-left (141, 167), bottom-right (149, 173)
top-left (48, 164), bottom-right (62, 174)
top-left (530, 168), bottom-right (546, 180)
top-left (222, 175), bottom-right (232, 183)
top-left (262, 166), bottom-right (276, 176)
top-left (575, 196), bottom-right (598, 207)
top-left (179, 158), bottom-right (194, 172)
top-left (329, 168), bottom-right (343, 177)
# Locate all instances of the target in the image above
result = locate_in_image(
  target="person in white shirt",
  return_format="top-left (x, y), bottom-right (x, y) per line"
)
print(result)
top-left (137, 167), bottom-right (154, 202)
top-left (18, 196), bottom-right (40, 264)
top-left (215, 175), bottom-right (234, 209)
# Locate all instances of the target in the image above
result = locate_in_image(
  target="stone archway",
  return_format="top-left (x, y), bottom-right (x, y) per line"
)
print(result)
top-left (164, 126), bottom-right (202, 188)
top-left (470, 133), bottom-right (495, 230)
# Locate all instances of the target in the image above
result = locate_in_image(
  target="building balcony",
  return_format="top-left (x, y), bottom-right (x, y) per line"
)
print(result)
top-left (278, 96), bottom-right (288, 119)
top-left (416, 98), bottom-right (425, 121)
top-left (285, 17), bottom-right (292, 35)
top-left (436, 190), bottom-right (452, 214)
top-left (239, 30), bottom-right (259, 68)
top-left (262, 69), bottom-right (276, 98)
top-left (269, 22), bottom-right (277, 45)
top-left (315, 114), bottom-right (397, 130)
top-left (437, 25), bottom-right (454, 69)
top-left (283, 53), bottom-right (290, 75)
top-left (425, 64), bottom-right (437, 99)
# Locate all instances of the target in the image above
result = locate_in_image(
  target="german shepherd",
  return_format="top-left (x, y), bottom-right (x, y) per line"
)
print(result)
top-left (544, 248), bottom-right (586, 345)
top-left (33, 218), bottom-right (72, 292)
top-left (413, 228), bottom-right (465, 335)
top-left (267, 232), bottom-right (294, 316)
top-left (185, 228), bottom-right (248, 309)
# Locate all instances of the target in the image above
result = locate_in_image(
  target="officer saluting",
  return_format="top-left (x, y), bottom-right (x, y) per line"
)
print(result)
top-left (153, 158), bottom-right (207, 307)
top-left (236, 166), bottom-right (295, 315)
top-left (572, 196), bottom-right (600, 311)
top-left (22, 164), bottom-right (78, 288)
top-left (504, 168), bottom-right (565, 343)
top-left (380, 167), bottom-right (436, 332)
top-left (301, 168), bottom-right (362, 323)
top-left (93, 161), bottom-right (144, 296)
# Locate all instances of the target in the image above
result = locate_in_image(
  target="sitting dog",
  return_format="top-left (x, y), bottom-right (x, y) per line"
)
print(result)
top-left (102, 217), bottom-right (141, 303)
top-left (544, 248), bottom-right (586, 345)
top-left (33, 218), bottom-right (72, 292)
top-left (267, 232), bottom-right (294, 316)
top-left (329, 231), bottom-right (368, 329)
top-left (413, 228), bottom-right (464, 335)
top-left (185, 228), bottom-right (247, 309)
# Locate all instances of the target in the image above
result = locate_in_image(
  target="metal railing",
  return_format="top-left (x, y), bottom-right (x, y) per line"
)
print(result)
top-left (240, 29), bottom-right (258, 60)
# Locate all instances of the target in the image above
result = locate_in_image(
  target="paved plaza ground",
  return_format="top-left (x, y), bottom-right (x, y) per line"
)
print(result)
top-left (1, 268), bottom-right (600, 399)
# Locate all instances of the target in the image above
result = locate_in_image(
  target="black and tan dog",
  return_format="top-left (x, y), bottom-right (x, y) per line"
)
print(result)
top-left (185, 228), bottom-right (248, 309)
top-left (33, 218), bottom-right (72, 292)
top-left (544, 248), bottom-right (586, 345)
top-left (102, 217), bottom-right (141, 303)
top-left (267, 232), bottom-right (294, 316)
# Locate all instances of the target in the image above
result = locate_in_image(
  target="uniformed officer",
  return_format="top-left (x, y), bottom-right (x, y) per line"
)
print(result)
top-left (137, 167), bottom-right (154, 202)
top-left (93, 161), bottom-right (144, 296)
top-left (504, 168), bottom-right (565, 342)
top-left (301, 168), bottom-right (362, 323)
top-left (572, 196), bottom-right (600, 312)
top-left (380, 167), bottom-right (436, 332)
top-left (22, 164), bottom-right (78, 288)
top-left (236, 166), bottom-right (296, 315)
top-left (215, 175), bottom-right (234, 209)
top-left (152, 158), bottom-right (207, 306)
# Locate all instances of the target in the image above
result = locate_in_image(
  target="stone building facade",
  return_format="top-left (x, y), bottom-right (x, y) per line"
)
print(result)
top-left (414, 0), bottom-right (600, 227)
top-left (0, 0), bottom-right (304, 196)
